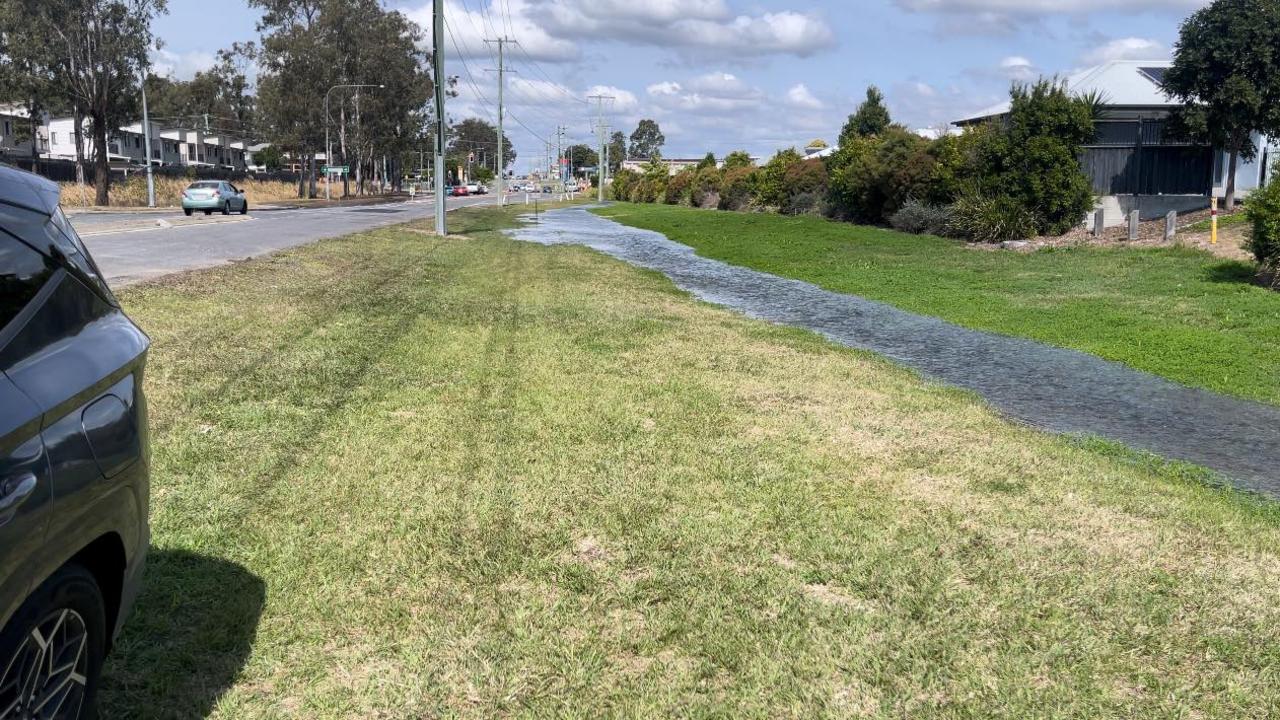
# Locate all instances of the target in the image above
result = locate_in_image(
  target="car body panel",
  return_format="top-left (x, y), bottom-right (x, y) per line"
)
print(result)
top-left (0, 164), bottom-right (151, 646)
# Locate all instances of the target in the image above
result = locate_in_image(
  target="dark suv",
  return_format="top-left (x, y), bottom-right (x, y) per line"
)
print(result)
top-left (0, 165), bottom-right (150, 717)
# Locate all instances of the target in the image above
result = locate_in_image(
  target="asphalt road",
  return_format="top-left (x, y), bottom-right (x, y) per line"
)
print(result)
top-left (77, 194), bottom-right (505, 287)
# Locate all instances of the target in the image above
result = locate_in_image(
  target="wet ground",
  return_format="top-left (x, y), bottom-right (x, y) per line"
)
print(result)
top-left (509, 206), bottom-right (1280, 495)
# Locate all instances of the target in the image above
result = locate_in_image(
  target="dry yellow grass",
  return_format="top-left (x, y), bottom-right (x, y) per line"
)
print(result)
top-left (59, 176), bottom-right (302, 208)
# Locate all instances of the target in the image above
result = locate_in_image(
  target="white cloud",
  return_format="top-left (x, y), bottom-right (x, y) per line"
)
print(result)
top-left (405, 0), bottom-right (580, 63)
top-left (1080, 37), bottom-right (1168, 65)
top-left (999, 55), bottom-right (1037, 81)
top-left (895, 0), bottom-right (1207, 33)
top-left (585, 84), bottom-right (639, 113)
top-left (150, 48), bottom-right (216, 80)
top-left (785, 83), bottom-right (824, 110)
top-left (647, 71), bottom-right (765, 113)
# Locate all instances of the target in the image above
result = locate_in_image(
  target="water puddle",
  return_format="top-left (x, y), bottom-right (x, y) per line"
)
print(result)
top-left (508, 206), bottom-right (1280, 494)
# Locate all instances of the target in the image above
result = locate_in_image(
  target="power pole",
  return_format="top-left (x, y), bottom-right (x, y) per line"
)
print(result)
top-left (432, 0), bottom-right (447, 234)
top-left (140, 71), bottom-right (156, 208)
top-left (484, 37), bottom-right (517, 206)
top-left (588, 94), bottom-right (614, 202)
top-left (556, 125), bottom-right (566, 187)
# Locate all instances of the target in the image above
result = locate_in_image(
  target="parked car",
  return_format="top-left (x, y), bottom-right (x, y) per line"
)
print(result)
top-left (181, 180), bottom-right (248, 216)
top-left (0, 164), bottom-right (151, 718)
top-left (465, 183), bottom-right (481, 195)
top-left (473, 184), bottom-right (488, 195)
top-left (451, 185), bottom-right (469, 197)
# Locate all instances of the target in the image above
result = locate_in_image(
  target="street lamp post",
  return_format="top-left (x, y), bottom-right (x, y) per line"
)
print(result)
top-left (325, 83), bottom-right (384, 200)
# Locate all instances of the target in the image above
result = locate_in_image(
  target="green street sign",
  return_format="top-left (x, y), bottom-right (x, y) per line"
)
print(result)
top-left (323, 165), bottom-right (349, 175)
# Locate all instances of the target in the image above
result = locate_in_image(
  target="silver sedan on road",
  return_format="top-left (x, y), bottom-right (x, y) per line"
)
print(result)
top-left (182, 181), bottom-right (248, 216)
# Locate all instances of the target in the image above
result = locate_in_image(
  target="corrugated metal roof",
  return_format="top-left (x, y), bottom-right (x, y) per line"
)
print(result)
top-left (954, 60), bottom-right (1175, 125)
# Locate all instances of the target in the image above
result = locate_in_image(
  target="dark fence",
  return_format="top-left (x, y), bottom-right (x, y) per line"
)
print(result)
top-left (1081, 118), bottom-right (1214, 196)
top-left (4, 157), bottom-right (300, 185)
top-left (3, 157), bottom-right (79, 182)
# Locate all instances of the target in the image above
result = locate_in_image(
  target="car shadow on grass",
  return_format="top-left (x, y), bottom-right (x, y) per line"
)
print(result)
top-left (98, 549), bottom-right (265, 718)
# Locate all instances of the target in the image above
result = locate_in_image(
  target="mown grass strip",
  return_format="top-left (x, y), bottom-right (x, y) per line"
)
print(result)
top-left (102, 203), bottom-right (1280, 718)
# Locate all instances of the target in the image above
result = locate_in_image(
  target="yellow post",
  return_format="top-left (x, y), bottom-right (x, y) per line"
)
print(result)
top-left (1211, 197), bottom-right (1219, 245)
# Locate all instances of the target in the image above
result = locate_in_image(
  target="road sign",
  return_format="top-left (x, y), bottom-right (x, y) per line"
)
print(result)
top-left (322, 165), bottom-right (349, 175)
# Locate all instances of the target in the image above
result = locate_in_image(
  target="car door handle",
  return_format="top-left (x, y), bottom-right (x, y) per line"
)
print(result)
top-left (0, 474), bottom-right (37, 515)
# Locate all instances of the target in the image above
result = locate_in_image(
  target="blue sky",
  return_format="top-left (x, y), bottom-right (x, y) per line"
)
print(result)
top-left (151, 0), bottom-right (1207, 169)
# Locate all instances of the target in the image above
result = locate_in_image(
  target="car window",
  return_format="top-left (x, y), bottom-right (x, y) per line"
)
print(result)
top-left (0, 232), bottom-right (56, 335)
top-left (190, 181), bottom-right (220, 189)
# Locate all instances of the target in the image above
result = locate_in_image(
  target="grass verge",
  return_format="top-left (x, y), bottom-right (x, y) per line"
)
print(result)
top-left (593, 203), bottom-right (1280, 406)
top-left (103, 203), bottom-right (1280, 717)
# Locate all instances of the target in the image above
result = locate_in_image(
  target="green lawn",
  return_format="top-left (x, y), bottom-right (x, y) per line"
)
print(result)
top-left (101, 204), bottom-right (1280, 718)
top-left (594, 203), bottom-right (1280, 406)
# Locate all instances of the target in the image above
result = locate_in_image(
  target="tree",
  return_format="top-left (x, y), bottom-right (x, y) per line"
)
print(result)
top-left (607, 131), bottom-right (626, 173)
top-left (722, 150), bottom-right (754, 170)
top-left (446, 117), bottom-right (514, 179)
top-left (10, 0), bottom-right (168, 205)
top-left (753, 148), bottom-right (804, 208)
top-left (253, 144), bottom-right (283, 171)
top-left (696, 152), bottom-right (717, 170)
top-left (253, 0), bottom-right (434, 197)
top-left (565, 144), bottom-right (598, 174)
top-left (628, 119), bottom-right (664, 160)
top-left (840, 86), bottom-right (891, 146)
top-left (1163, 0), bottom-right (1280, 209)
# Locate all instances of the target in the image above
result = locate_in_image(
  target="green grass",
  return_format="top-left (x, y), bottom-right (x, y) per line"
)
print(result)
top-left (593, 203), bottom-right (1280, 406)
top-left (101, 203), bottom-right (1280, 717)
top-left (1185, 211), bottom-right (1250, 233)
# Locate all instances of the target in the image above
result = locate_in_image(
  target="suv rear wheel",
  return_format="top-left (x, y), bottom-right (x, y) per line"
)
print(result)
top-left (0, 565), bottom-right (106, 720)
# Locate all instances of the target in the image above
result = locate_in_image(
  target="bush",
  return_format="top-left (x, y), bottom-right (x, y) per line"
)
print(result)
top-left (665, 169), bottom-right (694, 205)
top-left (718, 166), bottom-right (757, 211)
top-left (948, 192), bottom-right (1039, 242)
top-left (753, 148), bottom-right (804, 208)
top-left (690, 166), bottom-right (722, 208)
top-left (825, 128), bottom-right (936, 224)
top-left (889, 199), bottom-right (953, 236)
top-left (1246, 177), bottom-right (1280, 277)
top-left (610, 169), bottom-right (639, 201)
top-left (632, 177), bottom-right (663, 204)
top-left (781, 159), bottom-right (828, 215)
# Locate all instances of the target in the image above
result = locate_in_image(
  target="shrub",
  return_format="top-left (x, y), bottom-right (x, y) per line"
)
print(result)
top-left (610, 169), bottom-right (639, 201)
top-left (722, 150), bottom-right (755, 170)
top-left (1246, 176), bottom-right (1280, 277)
top-left (753, 148), bottom-right (804, 208)
top-left (889, 199), bottom-right (953, 236)
top-left (632, 177), bottom-right (663, 204)
top-left (781, 159), bottom-right (828, 214)
top-left (665, 168), bottom-right (694, 204)
top-left (957, 80), bottom-right (1096, 236)
top-left (826, 128), bottom-right (935, 224)
top-left (948, 192), bottom-right (1039, 242)
top-left (690, 166), bottom-right (722, 208)
top-left (718, 166), bottom-right (757, 211)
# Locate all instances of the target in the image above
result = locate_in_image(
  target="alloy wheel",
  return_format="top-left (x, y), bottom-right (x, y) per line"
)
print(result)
top-left (0, 608), bottom-right (89, 719)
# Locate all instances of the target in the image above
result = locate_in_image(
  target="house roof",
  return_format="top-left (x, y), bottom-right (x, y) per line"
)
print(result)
top-left (954, 60), bottom-right (1175, 125)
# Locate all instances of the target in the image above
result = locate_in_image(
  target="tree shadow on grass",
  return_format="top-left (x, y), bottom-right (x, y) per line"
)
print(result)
top-left (98, 549), bottom-right (265, 719)
top-left (1203, 260), bottom-right (1260, 284)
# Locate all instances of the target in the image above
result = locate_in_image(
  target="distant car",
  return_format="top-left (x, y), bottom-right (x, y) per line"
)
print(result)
top-left (0, 164), bottom-right (151, 719)
top-left (474, 185), bottom-right (488, 195)
top-left (181, 180), bottom-right (248, 216)
top-left (465, 183), bottom-right (480, 194)
top-left (451, 185), bottom-right (469, 197)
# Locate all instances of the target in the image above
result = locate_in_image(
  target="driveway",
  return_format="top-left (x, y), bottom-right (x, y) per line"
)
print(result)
top-left (511, 205), bottom-right (1280, 494)
top-left (77, 194), bottom-right (507, 286)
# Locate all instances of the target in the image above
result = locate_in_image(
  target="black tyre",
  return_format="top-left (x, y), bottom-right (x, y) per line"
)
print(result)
top-left (204, 210), bottom-right (211, 215)
top-left (183, 208), bottom-right (192, 217)
top-left (240, 200), bottom-right (248, 215)
top-left (0, 565), bottom-right (106, 719)
top-left (221, 201), bottom-right (230, 216)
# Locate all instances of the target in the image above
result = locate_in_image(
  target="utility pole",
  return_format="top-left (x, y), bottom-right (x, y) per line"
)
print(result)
top-left (432, 0), bottom-right (447, 234)
top-left (140, 71), bottom-right (155, 208)
top-left (588, 94), bottom-right (614, 202)
top-left (556, 125), bottom-right (566, 187)
top-left (484, 37), bottom-right (517, 206)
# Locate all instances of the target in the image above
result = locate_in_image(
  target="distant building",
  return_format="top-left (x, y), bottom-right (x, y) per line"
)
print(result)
top-left (0, 104), bottom-right (48, 160)
top-left (621, 155), bottom-right (760, 175)
top-left (954, 60), bottom-right (1276, 208)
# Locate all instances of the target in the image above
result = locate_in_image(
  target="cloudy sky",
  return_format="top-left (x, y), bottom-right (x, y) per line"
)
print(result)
top-left (152, 0), bottom-right (1207, 170)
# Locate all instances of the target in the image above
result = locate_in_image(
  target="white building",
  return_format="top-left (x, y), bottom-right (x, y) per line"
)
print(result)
top-left (0, 104), bottom-right (49, 160)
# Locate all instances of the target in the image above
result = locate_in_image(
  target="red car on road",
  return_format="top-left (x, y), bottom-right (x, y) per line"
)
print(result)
top-left (451, 185), bottom-right (469, 197)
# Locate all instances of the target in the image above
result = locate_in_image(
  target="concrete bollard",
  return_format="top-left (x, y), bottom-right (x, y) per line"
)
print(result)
top-left (1128, 210), bottom-right (1140, 241)
top-left (1093, 210), bottom-right (1106, 236)
top-left (1165, 211), bottom-right (1177, 242)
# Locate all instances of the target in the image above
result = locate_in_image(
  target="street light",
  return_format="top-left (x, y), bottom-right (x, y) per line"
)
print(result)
top-left (324, 83), bottom-right (385, 199)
